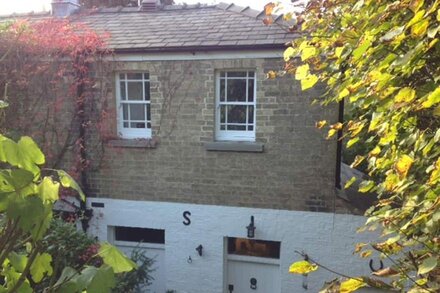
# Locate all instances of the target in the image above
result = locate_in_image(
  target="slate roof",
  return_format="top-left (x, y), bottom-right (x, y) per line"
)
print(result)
top-left (71, 3), bottom-right (295, 52)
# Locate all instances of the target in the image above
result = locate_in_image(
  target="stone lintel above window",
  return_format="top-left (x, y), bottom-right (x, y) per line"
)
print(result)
top-left (204, 141), bottom-right (264, 153)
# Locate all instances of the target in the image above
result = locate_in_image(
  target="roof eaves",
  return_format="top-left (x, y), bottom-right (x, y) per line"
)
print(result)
top-left (113, 43), bottom-right (286, 54)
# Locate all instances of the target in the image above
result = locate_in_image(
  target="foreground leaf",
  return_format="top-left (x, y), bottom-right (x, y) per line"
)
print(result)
top-left (417, 257), bottom-right (437, 275)
top-left (288, 260), bottom-right (318, 274)
top-left (98, 243), bottom-right (136, 273)
top-left (30, 253), bottom-right (53, 283)
top-left (340, 278), bottom-right (366, 293)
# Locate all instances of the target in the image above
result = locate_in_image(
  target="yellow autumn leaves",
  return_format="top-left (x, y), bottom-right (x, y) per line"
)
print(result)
top-left (289, 260), bottom-right (367, 293)
top-left (288, 260), bottom-right (318, 274)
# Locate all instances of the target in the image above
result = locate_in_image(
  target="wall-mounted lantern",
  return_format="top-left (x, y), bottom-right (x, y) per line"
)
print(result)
top-left (196, 244), bottom-right (203, 256)
top-left (246, 216), bottom-right (256, 238)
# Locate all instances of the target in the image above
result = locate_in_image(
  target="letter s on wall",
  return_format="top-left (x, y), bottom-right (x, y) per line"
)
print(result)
top-left (183, 211), bottom-right (191, 226)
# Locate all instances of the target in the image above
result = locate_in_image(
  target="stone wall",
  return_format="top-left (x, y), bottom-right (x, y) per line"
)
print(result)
top-left (87, 57), bottom-right (339, 212)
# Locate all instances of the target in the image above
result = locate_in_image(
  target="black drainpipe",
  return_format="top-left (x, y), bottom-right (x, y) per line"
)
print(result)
top-left (75, 56), bottom-right (93, 232)
top-left (335, 100), bottom-right (344, 189)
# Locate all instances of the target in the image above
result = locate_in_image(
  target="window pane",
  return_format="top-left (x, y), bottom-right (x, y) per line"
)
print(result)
top-left (220, 72), bottom-right (226, 78)
top-left (220, 79), bottom-right (225, 102)
top-left (123, 122), bottom-right (128, 128)
top-left (120, 82), bottom-right (126, 100)
top-left (248, 106), bottom-right (254, 124)
top-left (220, 125), bottom-right (225, 130)
top-left (143, 73), bottom-right (150, 80)
top-left (147, 122), bottom-right (151, 129)
top-left (127, 73), bottom-right (143, 80)
top-left (119, 73), bottom-right (125, 80)
top-left (248, 125), bottom-right (254, 131)
top-left (122, 104), bottom-right (128, 120)
top-left (131, 122), bottom-right (145, 128)
top-left (220, 105), bottom-right (226, 123)
top-left (146, 104), bottom-right (151, 121)
top-left (227, 79), bottom-right (247, 102)
top-left (227, 105), bottom-right (247, 124)
top-left (130, 104), bottom-right (145, 121)
top-left (127, 82), bottom-right (143, 100)
top-left (144, 82), bottom-right (150, 101)
top-left (227, 125), bottom-right (246, 130)
top-left (248, 71), bottom-right (255, 77)
top-left (228, 72), bottom-right (247, 77)
top-left (115, 226), bottom-right (165, 244)
top-left (248, 79), bottom-right (254, 102)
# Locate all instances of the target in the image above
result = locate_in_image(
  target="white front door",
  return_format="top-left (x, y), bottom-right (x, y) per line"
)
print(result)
top-left (226, 256), bottom-right (281, 293)
top-left (109, 226), bottom-right (166, 293)
top-left (225, 237), bottom-right (281, 293)
top-left (116, 242), bottom-right (166, 293)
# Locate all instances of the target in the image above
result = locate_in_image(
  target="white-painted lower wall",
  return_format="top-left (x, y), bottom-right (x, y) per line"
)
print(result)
top-left (86, 198), bottom-right (381, 293)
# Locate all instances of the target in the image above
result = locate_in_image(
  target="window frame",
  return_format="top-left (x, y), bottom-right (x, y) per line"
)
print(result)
top-left (116, 72), bottom-right (151, 139)
top-left (215, 70), bottom-right (257, 142)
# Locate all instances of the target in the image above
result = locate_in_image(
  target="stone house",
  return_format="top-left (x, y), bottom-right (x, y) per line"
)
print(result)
top-left (32, 1), bottom-right (378, 292)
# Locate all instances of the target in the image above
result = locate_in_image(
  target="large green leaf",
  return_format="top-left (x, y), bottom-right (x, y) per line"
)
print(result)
top-left (30, 253), bottom-right (53, 283)
top-left (0, 169), bottom-right (35, 196)
top-left (75, 266), bottom-right (115, 293)
top-left (54, 267), bottom-right (79, 293)
top-left (8, 252), bottom-right (28, 273)
top-left (7, 196), bottom-right (45, 233)
top-left (0, 136), bottom-right (44, 175)
top-left (98, 242), bottom-right (136, 273)
top-left (57, 170), bottom-right (85, 201)
top-left (86, 266), bottom-right (115, 293)
top-left (17, 136), bottom-right (45, 165)
top-left (38, 176), bottom-right (60, 203)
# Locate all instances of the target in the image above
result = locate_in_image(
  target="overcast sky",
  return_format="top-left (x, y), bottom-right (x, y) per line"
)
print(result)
top-left (0, 0), bottom-right (295, 15)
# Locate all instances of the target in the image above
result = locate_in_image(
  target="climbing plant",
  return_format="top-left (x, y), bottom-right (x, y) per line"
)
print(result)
top-left (0, 134), bottom-right (136, 292)
top-left (0, 18), bottom-right (112, 187)
top-left (265, 0), bottom-right (440, 292)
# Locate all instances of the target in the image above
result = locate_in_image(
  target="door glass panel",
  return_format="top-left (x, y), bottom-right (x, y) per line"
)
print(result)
top-left (227, 237), bottom-right (280, 259)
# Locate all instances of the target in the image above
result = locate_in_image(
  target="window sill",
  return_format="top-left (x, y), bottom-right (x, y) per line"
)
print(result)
top-left (107, 138), bottom-right (157, 148)
top-left (204, 141), bottom-right (264, 153)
